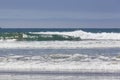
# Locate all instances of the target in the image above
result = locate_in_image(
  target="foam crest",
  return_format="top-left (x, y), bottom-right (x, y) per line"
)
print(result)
top-left (32, 30), bottom-right (120, 40)
top-left (0, 54), bottom-right (120, 72)
top-left (0, 30), bottom-right (120, 41)
top-left (0, 40), bottom-right (120, 49)
top-left (0, 54), bottom-right (119, 63)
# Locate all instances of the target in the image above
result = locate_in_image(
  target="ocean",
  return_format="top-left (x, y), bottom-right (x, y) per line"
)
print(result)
top-left (0, 28), bottom-right (120, 80)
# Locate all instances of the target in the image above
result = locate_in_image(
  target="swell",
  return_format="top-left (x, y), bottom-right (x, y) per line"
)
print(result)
top-left (33, 30), bottom-right (120, 40)
top-left (0, 32), bottom-right (81, 41)
top-left (0, 30), bottom-right (120, 41)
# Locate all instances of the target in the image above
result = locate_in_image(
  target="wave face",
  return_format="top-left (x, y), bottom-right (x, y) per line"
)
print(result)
top-left (0, 32), bottom-right (81, 41)
top-left (32, 30), bottom-right (120, 40)
top-left (0, 30), bottom-right (120, 41)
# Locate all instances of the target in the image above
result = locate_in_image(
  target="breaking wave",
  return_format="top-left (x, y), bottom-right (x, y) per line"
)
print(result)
top-left (0, 54), bottom-right (120, 72)
top-left (0, 30), bottom-right (120, 41)
top-left (32, 30), bottom-right (120, 40)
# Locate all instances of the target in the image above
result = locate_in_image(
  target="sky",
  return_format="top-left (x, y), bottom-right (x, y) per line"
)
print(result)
top-left (0, 0), bottom-right (120, 28)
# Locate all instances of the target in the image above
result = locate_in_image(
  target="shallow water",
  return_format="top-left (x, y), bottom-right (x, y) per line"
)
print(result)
top-left (0, 48), bottom-right (120, 80)
top-left (0, 73), bottom-right (120, 80)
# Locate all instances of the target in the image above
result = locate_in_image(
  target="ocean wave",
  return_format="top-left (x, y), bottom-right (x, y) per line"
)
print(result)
top-left (0, 40), bottom-right (120, 49)
top-left (0, 54), bottom-right (120, 72)
top-left (0, 32), bottom-right (81, 41)
top-left (0, 30), bottom-right (120, 41)
top-left (1, 54), bottom-right (119, 63)
top-left (32, 30), bottom-right (120, 40)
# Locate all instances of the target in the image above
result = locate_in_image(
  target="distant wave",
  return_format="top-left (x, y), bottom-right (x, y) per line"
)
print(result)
top-left (0, 30), bottom-right (120, 41)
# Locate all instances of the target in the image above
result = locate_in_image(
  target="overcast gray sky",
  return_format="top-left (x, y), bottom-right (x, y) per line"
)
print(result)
top-left (0, 0), bottom-right (120, 28)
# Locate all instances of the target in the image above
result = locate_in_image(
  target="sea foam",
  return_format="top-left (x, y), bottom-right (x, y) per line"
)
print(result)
top-left (0, 30), bottom-right (120, 41)
top-left (0, 40), bottom-right (120, 49)
top-left (0, 54), bottom-right (120, 73)
top-left (31, 30), bottom-right (120, 40)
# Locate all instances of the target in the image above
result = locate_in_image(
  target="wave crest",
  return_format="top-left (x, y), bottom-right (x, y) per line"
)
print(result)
top-left (32, 30), bottom-right (120, 40)
top-left (0, 30), bottom-right (120, 41)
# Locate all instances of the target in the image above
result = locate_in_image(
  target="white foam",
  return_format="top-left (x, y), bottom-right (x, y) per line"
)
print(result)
top-left (0, 39), bottom-right (16, 42)
top-left (0, 60), bottom-right (120, 72)
top-left (0, 55), bottom-right (120, 72)
top-left (31, 30), bottom-right (120, 40)
top-left (0, 40), bottom-right (120, 49)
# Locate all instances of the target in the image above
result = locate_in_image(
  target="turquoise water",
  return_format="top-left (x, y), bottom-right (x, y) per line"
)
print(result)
top-left (0, 28), bottom-right (120, 41)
